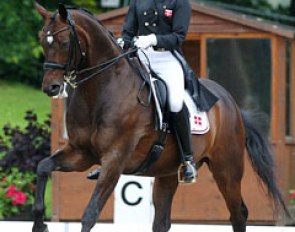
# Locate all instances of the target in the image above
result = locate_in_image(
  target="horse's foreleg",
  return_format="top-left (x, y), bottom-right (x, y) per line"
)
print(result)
top-left (32, 174), bottom-right (49, 232)
top-left (32, 153), bottom-right (57, 232)
top-left (32, 147), bottom-right (94, 232)
top-left (152, 175), bottom-right (178, 232)
top-left (81, 151), bottom-right (125, 232)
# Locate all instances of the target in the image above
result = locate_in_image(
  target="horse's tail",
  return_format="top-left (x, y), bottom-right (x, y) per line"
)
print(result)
top-left (241, 110), bottom-right (290, 217)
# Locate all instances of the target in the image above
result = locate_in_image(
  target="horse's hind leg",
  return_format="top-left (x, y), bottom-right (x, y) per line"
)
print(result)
top-left (32, 146), bottom-right (94, 232)
top-left (152, 175), bottom-right (178, 232)
top-left (210, 153), bottom-right (248, 232)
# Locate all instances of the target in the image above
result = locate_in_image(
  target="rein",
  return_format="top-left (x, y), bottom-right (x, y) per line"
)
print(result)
top-left (66, 48), bottom-right (138, 88)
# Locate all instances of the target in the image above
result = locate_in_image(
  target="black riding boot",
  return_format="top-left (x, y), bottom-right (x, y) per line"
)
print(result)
top-left (171, 105), bottom-right (197, 184)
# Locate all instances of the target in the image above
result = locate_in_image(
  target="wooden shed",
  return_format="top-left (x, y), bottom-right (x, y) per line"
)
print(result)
top-left (50, 1), bottom-right (295, 224)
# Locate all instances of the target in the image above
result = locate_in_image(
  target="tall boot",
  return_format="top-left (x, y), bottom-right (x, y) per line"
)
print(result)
top-left (171, 105), bottom-right (197, 184)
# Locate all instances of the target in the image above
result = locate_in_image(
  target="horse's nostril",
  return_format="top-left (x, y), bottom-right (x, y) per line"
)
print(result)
top-left (50, 85), bottom-right (60, 92)
top-left (43, 84), bottom-right (61, 96)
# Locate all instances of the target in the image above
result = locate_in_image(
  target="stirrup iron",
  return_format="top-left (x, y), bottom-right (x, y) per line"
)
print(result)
top-left (177, 161), bottom-right (197, 184)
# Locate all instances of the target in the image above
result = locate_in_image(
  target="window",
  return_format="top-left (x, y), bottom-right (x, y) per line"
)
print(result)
top-left (207, 38), bottom-right (271, 129)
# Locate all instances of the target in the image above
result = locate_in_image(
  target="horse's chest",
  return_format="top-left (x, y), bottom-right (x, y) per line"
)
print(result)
top-left (66, 124), bottom-right (92, 146)
top-left (90, 126), bottom-right (118, 152)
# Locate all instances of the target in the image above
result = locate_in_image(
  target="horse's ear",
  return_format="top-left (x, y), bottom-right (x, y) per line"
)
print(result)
top-left (34, 1), bottom-right (51, 20)
top-left (58, 3), bottom-right (68, 21)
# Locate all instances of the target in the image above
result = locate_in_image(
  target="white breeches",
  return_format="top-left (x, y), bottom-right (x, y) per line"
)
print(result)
top-left (138, 49), bottom-right (184, 112)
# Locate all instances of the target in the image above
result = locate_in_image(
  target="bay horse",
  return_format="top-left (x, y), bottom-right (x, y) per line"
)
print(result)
top-left (33, 3), bottom-right (287, 232)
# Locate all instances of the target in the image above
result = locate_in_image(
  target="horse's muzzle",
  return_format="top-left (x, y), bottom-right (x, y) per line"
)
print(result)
top-left (43, 84), bottom-right (62, 97)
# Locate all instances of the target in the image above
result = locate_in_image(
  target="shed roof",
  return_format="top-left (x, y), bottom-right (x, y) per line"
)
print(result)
top-left (98, 1), bottom-right (295, 39)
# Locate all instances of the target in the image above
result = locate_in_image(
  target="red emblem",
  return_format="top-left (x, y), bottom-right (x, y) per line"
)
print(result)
top-left (194, 116), bottom-right (202, 126)
top-left (164, 9), bottom-right (173, 17)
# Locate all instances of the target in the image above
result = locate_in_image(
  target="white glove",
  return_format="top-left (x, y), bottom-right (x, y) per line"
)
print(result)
top-left (116, 37), bottom-right (124, 49)
top-left (134, 34), bottom-right (157, 49)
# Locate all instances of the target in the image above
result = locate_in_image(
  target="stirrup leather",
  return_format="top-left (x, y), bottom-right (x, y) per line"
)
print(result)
top-left (177, 161), bottom-right (197, 184)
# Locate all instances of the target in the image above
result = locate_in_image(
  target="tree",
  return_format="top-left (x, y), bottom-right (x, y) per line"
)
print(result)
top-left (0, 0), bottom-right (44, 86)
top-left (0, 0), bottom-right (100, 87)
top-left (214, 0), bottom-right (272, 8)
top-left (290, 0), bottom-right (295, 17)
top-left (208, 0), bottom-right (293, 25)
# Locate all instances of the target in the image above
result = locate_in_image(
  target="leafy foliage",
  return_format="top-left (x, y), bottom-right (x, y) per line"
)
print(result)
top-left (290, 189), bottom-right (295, 204)
top-left (0, 0), bottom-right (100, 87)
top-left (0, 110), bottom-right (51, 173)
top-left (213, 0), bottom-right (273, 9)
top-left (72, 0), bottom-right (99, 13)
top-left (0, 109), bottom-right (52, 219)
top-left (0, 167), bottom-right (36, 219)
top-left (0, 1), bottom-right (42, 63)
top-left (198, 0), bottom-right (293, 22)
top-left (0, 0), bottom-right (44, 86)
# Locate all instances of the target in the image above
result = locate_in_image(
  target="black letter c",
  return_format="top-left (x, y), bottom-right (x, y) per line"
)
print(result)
top-left (121, 181), bottom-right (143, 206)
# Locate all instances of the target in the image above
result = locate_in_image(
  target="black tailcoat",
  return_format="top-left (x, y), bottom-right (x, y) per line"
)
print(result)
top-left (122, 0), bottom-right (191, 52)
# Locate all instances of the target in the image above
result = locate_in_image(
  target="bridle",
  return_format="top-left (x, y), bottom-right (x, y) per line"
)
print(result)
top-left (43, 8), bottom-right (137, 89)
top-left (43, 10), bottom-right (85, 88)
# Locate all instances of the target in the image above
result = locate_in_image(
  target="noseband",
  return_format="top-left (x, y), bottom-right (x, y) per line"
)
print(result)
top-left (43, 8), bottom-right (137, 89)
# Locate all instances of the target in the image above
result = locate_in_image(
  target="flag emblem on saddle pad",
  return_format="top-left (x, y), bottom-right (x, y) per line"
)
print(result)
top-left (164, 9), bottom-right (173, 17)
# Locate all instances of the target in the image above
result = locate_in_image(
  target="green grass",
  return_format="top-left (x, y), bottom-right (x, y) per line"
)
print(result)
top-left (0, 80), bottom-right (51, 130)
top-left (45, 179), bottom-right (52, 220)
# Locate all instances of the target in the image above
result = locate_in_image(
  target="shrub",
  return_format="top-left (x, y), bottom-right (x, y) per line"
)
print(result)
top-left (0, 110), bottom-right (51, 218)
top-left (0, 110), bottom-right (51, 173)
top-left (0, 167), bottom-right (36, 219)
top-left (290, 189), bottom-right (295, 204)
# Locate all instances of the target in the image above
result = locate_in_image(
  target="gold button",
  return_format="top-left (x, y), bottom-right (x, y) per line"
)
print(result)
top-left (144, 11), bottom-right (147, 15)
top-left (145, 22), bottom-right (149, 26)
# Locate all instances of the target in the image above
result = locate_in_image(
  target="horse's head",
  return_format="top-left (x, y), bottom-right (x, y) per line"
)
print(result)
top-left (35, 2), bottom-right (135, 100)
top-left (35, 2), bottom-right (87, 97)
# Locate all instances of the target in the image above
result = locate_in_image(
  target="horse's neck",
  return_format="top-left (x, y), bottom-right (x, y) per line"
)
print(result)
top-left (68, 51), bottom-right (135, 124)
top-left (80, 16), bottom-right (118, 66)
top-left (67, 14), bottom-right (143, 124)
top-left (80, 20), bottom-right (141, 99)
top-left (67, 68), bottom-right (140, 131)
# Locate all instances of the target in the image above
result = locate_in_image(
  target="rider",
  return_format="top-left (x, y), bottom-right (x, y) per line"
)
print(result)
top-left (88, 0), bottom-right (197, 183)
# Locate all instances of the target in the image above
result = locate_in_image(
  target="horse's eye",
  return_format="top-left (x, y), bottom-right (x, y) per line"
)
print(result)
top-left (61, 41), bottom-right (70, 49)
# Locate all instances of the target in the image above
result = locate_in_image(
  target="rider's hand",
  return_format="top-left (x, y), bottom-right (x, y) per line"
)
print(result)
top-left (134, 34), bottom-right (157, 49)
top-left (116, 37), bottom-right (124, 49)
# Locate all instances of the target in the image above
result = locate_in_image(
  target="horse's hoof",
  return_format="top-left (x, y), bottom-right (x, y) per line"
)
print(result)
top-left (32, 223), bottom-right (49, 232)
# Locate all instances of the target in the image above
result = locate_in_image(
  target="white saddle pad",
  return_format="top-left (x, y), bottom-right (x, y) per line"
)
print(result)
top-left (184, 92), bottom-right (210, 134)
